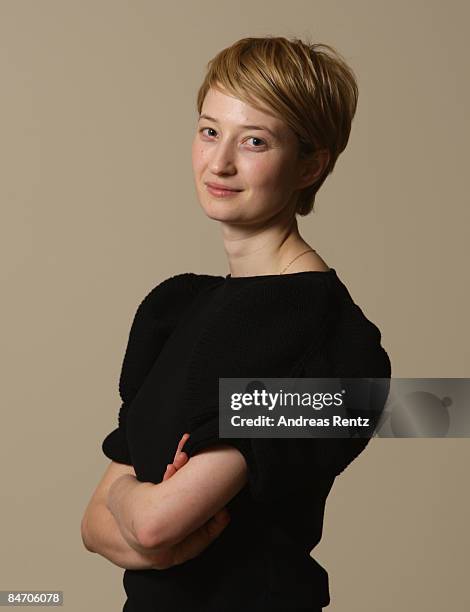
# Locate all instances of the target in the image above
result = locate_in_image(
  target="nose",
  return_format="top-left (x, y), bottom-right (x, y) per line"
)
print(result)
top-left (209, 141), bottom-right (236, 175)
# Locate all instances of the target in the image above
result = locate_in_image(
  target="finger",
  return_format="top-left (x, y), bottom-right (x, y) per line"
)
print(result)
top-left (180, 432), bottom-right (190, 449)
top-left (162, 464), bottom-right (176, 481)
top-left (173, 433), bottom-right (191, 463)
top-left (213, 508), bottom-right (230, 525)
top-left (173, 451), bottom-right (188, 470)
top-left (169, 508), bottom-right (231, 567)
top-left (172, 438), bottom-right (185, 463)
top-left (206, 510), bottom-right (230, 537)
top-left (216, 508), bottom-right (230, 521)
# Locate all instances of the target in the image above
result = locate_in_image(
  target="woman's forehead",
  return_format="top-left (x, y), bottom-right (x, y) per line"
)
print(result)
top-left (201, 87), bottom-right (287, 134)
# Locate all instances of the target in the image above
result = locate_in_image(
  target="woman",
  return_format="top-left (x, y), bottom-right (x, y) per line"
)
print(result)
top-left (81, 36), bottom-right (391, 611)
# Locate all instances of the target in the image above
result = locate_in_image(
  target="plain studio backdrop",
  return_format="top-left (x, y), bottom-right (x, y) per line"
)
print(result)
top-left (1, 1), bottom-right (469, 610)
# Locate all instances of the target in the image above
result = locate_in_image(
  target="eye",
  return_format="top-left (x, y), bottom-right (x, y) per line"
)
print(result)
top-left (246, 136), bottom-right (266, 148)
top-left (198, 127), bottom-right (267, 149)
top-left (199, 127), bottom-right (217, 138)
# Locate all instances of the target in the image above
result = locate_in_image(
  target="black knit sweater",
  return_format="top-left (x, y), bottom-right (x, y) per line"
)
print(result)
top-left (101, 268), bottom-right (391, 611)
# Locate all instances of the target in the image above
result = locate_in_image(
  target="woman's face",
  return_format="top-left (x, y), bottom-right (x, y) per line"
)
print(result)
top-left (191, 86), bottom-right (306, 225)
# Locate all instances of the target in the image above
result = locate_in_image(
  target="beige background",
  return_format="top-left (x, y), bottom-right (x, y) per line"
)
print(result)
top-left (1, 1), bottom-right (469, 610)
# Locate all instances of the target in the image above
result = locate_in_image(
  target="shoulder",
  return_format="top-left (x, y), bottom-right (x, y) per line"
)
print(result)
top-left (133, 272), bottom-right (223, 323)
top-left (326, 275), bottom-right (392, 378)
top-left (328, 272), bottom-right (384, 343)
top-left (118, 273), bottom-right (223, 402)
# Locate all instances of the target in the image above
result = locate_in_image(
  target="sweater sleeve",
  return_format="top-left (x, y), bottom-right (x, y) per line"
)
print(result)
top-left (302, 302), bottom-right (392, 479)
top-left (183, 291), bottom-right (392, 503)
top-left (101, 273), bottom-right (219, 465)
top-left (100, 291), bottom-right (154, 465)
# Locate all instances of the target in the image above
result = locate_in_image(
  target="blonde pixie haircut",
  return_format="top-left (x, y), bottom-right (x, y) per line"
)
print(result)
top-left (196, 36), bottom-right (359, 216)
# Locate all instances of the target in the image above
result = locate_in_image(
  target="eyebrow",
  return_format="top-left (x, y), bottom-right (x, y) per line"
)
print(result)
top-left (198, 113), bottom-right (279, 140)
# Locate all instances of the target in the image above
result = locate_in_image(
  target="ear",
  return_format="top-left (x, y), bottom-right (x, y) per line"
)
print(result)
top-left (296, 149), bottom-right (330, 190)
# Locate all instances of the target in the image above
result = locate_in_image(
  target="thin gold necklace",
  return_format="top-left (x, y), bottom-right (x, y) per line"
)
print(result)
top-left (280, 248), bottom-right (316, 274)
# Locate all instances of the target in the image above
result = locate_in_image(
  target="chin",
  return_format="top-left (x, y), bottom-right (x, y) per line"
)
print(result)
top-left (199, 198), bottom-right (242, 221)
top-left (202, 207), bottom-right (242, 223)
top-left (198, 193), bottom-right (273, 225)
top-left (203, 210), bottom-right (266, 228)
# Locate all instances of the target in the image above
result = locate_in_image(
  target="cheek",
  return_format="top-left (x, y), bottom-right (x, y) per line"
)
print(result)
top-left (192, 144), bottom-right (209, 175)
top-left (191, 141), bottom-right (206, 171)
top-left (243, 157), bottom-right (288, 189)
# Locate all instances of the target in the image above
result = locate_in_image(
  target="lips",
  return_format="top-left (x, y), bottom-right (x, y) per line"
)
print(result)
top-left (205, 182), bottom-right (241, 192)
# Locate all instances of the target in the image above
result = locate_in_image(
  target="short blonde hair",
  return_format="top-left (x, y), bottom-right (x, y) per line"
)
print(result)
top-left (196, 36), bottom-right (359, 216)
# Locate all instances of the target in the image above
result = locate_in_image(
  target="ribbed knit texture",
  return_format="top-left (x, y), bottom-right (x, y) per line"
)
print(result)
top-left (101, 268), bottom-right (391, 612)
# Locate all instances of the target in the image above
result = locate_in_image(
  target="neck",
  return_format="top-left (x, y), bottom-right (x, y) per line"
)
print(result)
top-left (220, 206), bottom-right (312, 278)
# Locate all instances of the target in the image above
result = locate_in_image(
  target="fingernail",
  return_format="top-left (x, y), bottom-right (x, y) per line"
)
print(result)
top-left (218, 510), bottom-right (230, 523)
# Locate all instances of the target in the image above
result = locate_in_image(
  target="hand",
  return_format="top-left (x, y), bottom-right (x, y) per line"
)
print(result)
top-left (161, 432), bottom-right (191, 481)
top-left (149, 432), bottom-right (231, 570)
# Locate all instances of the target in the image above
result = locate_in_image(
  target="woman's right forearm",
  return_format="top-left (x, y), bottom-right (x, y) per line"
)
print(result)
top-left (83, 502), bottom-right (164, 570)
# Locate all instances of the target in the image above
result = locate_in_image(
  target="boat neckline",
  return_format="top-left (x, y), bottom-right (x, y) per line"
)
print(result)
top-left (224, 268), bottom-right (337, 281)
